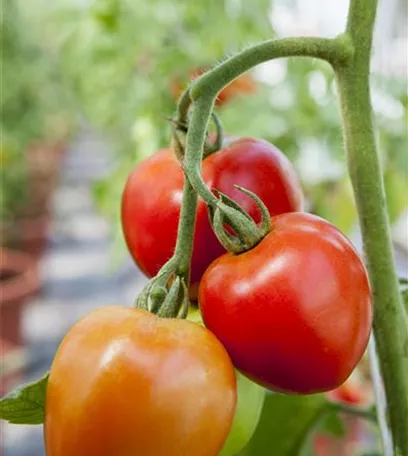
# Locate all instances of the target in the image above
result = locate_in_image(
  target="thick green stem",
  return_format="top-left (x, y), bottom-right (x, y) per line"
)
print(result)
top-left (183, 98), bottom-right (217, 207)
top-left (335, 0), bottom-right (408, 453)
top-left (172, 177), bottom-right (198, 281)
top-left (191, 36), bottom-right (352, 100)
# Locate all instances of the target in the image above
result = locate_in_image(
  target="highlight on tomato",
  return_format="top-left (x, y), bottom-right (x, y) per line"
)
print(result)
top-left (199, 212), bottom-right (373, 394)
top-left (45, 306), bottom-right (237, 456)
top-left (121, 137), bottom-right (304, 300)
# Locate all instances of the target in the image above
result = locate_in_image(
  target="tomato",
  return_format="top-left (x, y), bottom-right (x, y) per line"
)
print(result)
top-left (122, 138), bottom-right (303, 300)
top-left (220, 372), bottom-right (265, 456)
top-left (171, 69), bottom-right (256, 106)
top-left (199, 212), bottom-right (372, 394)
top-left (45, 307), bottom-right (236, 456)
top-left (188, 307), bottom-right (265, 456)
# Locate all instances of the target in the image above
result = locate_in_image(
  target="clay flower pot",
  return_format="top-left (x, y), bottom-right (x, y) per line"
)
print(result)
top-left (0, 248), bottom-right (40, 345)
top-left (25, 142), bottom-right (63, 212)
top-left (2, 212), bottom-right (50, 262)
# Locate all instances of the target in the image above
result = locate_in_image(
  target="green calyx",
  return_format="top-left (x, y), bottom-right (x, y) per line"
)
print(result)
top-left (209, 185), bottom-right (271, 254)
top-left (135, 264), bottom-right (190, 319)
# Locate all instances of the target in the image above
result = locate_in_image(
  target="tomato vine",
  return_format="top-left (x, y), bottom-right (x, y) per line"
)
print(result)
top-left (144, 0), bottom-right (407, 452)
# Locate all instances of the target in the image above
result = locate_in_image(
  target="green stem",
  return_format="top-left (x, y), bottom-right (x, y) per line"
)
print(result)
top-left (172, 176), bottom-right (198, 281)
top-left (335, 0), bottom-right (408, 453)
top-left (183, 97), bottom-right (218, 207)
top-left (191, 36), bottom-right (352, 101)
top-left (176, 88), bottom-right (192, 125)
top-left (332, 402), bottom-right (377, 423)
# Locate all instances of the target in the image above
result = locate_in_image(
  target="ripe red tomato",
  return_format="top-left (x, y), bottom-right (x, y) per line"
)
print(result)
top-left (45, 307), bottom-right (236, 456)
top-left (122, 138), bottom-right (303, 299)
top-left (199, 212), bottom-right (372, 394)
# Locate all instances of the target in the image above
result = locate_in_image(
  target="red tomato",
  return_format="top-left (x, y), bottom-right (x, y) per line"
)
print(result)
top-left (45, 306), bottom-right (236, 456)
top-left (199, 212), bottom-right (372, 394)
top-left (122, 138), bottom-right (303, 299)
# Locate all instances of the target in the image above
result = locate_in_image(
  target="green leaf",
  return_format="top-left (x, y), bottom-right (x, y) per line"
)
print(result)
top-left (398, 278), bottom-right (408, 313)
top-left (402, 290), bottom-right (408, 313)
top-left (0, 373), bottom-right (48, 424)
top-left (319, 408), bottom-right (346, 437)
top-left (399, 277), bottom-right (408, 286)
top-left (239, 392), bottom-right (329, 456)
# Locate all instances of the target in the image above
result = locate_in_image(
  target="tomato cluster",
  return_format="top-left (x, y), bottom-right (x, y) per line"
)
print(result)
top-left (45, 135), bottom-right (372, 456)
top-left (122, 137), bottom-right (304, 299)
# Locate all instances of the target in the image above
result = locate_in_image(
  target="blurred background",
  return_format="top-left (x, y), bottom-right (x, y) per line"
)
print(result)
top-left (1, 0), bottom-right (407, 454)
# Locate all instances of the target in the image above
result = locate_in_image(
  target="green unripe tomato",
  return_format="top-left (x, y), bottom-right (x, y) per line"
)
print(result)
top-left (220, 371), bottom-right (265, 455)
top-left (188, 307), bottom-right (265, 456)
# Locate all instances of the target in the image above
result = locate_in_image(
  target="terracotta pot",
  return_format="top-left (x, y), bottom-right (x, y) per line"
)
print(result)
top-left (0, 249), bottom-right (40, 345)
top-left (25, 141), bottom-right (66, 212)
top-left (1, 212), bottom-right (50, 262)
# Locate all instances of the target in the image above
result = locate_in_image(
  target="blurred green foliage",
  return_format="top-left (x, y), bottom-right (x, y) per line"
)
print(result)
top-left (1, 0), bottom-right (72, 220)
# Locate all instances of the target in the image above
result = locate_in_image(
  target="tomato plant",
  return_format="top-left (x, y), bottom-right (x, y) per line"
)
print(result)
top-left (122, 137), bottom-right (303, 299)
top-left (45, 306), bottom-right (236, 456)
top-left (199, 212), bottom-right (373, 394)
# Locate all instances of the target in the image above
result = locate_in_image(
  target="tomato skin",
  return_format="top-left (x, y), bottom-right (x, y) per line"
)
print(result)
top-left (199, 212), bottom-right (372, 394)
top-left (121, 150), bottom-right (183, 279)
top-left (121, 138), bottom-right (303, 299)
top-left (45, 307), bottom-right (236, 456)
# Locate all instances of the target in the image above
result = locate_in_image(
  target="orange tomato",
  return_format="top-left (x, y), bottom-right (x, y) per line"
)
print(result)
top-left (45, 307), bottom-right (237, 456)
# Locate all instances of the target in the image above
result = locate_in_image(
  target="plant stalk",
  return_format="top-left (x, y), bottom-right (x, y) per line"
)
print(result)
top-left (172, 177), bottom-right (198, 281)
top-left (334, 0), bottom-right (408, 453)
